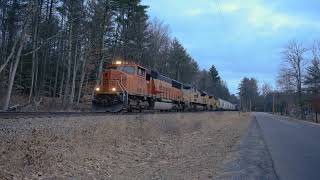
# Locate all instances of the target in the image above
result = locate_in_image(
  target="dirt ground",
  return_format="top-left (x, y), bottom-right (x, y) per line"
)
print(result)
top-left (0, 112), bottom-right (250, 180)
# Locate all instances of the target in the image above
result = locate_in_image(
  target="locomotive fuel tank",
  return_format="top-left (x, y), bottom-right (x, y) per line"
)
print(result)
top-left (153, 102), bottom-right (173, 110)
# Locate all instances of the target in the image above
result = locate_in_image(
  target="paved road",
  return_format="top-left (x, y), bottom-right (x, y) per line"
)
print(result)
top-left (256, 112), bottom-right (320, 180)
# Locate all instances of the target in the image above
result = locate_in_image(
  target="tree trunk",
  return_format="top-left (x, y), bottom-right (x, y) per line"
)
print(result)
top-left (77, 50), bottom-right (87, 106)
top-left (52, 16), bottom-right (64, 98)
top-left (34, 46), bottom-right (39, 97)
top-left (0, 37), bottom-right (18, 73)
top-left (39, 40), bottom-right (50, 96)
top-left (52, 44), bottom-right (61, 97)
top-left (64, 21), bottom-right (73, 107)
top-left (28, 1), bottom-right (39, 102)
top-left (3, 36), bottom-right (25, 111)
top-left (0, 3), bottom-right (7, 64)
top-left (84, 73), bottom-right (89, 95)
top-left (94, 36), bottom-right (105, 97)
top-left (298, 80), bottom-right (303, 118)
top-left (59, 62), bottom-right (65, 101)
top-left (69, 42), bottom-right (78, 106)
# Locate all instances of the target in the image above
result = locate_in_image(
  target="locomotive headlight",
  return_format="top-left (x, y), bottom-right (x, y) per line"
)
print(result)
top-left (95, 87), bottom-right (100, 92)
top-left (111, 87), bottom-right (116, 92)
top-left (115, 61), bottom-right (122, 65)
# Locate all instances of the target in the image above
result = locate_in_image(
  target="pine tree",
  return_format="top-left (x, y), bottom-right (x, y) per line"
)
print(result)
top-left (209, 65), bottom-right (220, 84)
top-left (305, 59), bottom-right (320, 96)
top-left (239, 77), bottom-right (259, 111)
top-left (166, 39), bottom-right (198, 83)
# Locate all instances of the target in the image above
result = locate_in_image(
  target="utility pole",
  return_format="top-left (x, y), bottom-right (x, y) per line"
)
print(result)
top-left (239, 95), bottom-right (241, 112)
top-left (272, 93), bottom-right (275, 114)
top-left (249, 98), bottom-right (252, 112)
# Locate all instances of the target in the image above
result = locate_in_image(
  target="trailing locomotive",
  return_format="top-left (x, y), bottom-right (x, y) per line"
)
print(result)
top-left (92, 61), bottom-right (236, 112)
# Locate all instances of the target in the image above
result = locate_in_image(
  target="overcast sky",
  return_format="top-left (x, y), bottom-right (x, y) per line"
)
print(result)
top-left (142, 0), bottom-right (320, 94)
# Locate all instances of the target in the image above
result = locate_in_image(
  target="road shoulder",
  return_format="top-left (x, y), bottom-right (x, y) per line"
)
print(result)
top-left (215, 115), bottom-right (278, 180)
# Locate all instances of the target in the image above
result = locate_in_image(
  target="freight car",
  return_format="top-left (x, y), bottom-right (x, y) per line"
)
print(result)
top-left (217, 98), bottom-right (236, 111)
top-left (92, 61), bottom-right (236, 112)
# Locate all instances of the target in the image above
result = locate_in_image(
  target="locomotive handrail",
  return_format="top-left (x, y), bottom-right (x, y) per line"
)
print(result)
top-left (118, 81), bottom-right (126, 94)
top-left (118, 75), bottom-right (128, 106)
top-left (119, 75), bottom-right (128, 93)
top-left (107, 79), bottom-right (127, 93)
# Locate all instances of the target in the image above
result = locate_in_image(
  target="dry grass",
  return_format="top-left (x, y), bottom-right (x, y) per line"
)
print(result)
top-left (0, 95), bottom-right (92, 112)
top-left (0, 112), bottom-right (250, 180)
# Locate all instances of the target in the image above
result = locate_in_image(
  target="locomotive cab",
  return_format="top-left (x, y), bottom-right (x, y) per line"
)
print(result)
top-left (100, 62), bottom-right (147, 92)
top-left (93, 61), bottom-right (149, 112)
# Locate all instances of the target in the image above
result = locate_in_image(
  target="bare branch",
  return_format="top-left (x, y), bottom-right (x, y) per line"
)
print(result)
top-left (22, 31), bottom-right (62, 56)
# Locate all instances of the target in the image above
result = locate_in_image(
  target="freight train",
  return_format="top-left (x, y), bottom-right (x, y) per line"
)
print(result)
top-left (92, 61), bottom-right (237, 112)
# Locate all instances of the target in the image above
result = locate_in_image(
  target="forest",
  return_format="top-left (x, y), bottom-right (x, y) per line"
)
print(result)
top-left (0, 0), bottom-right (234, 111)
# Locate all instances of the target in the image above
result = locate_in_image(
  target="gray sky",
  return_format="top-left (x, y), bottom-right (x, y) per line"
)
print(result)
top-left (142, 0), bottom-right (320, 94)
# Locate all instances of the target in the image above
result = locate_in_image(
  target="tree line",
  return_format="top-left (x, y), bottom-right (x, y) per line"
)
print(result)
top-left (0, 0), bottom-right (233, 111)
top-left (239, 40), bottom-right (320, 121)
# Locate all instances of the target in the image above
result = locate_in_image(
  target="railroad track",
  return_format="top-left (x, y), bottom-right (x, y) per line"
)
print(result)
top-left (0, 111), bottom-right (113, 119)
top-left (0, 110), bottom-right (206, 119)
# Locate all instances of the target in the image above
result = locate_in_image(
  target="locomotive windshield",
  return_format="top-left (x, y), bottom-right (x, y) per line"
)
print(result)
top-left (108, 66), bottom-right (135, 74)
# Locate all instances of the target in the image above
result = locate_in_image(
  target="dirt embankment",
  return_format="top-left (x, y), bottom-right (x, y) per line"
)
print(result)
top-left (0, 112), bottom-right (250, 179)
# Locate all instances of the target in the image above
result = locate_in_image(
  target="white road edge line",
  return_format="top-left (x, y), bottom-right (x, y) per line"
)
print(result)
top-left (265, 112), bottom-right (320, 126)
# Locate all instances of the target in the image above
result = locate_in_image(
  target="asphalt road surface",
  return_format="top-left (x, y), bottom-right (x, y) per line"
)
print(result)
top-left (216, 112), bottom-right (320, 180)
top-left (256, 112), bottom-right (320, 180)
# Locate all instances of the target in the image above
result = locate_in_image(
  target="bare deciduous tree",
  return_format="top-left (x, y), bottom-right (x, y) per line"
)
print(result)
top-left (3, 34), bottom-right (28, 110)
top-left (280, 40), bottom-right (307, 117)
top-left (261, 83), bottom-right (272, 97)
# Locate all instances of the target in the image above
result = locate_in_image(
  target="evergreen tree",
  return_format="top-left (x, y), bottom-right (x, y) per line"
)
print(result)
top-left (305, 59), bottom-right (320, 96)
top-left (167, 39), bottom-right (192, 82)
top-left (113, 0), bottom-right (149, 63)
top-left (209, 65), bottom-right (220, 84)
top-left (239, 77), bottom-right (259, 111)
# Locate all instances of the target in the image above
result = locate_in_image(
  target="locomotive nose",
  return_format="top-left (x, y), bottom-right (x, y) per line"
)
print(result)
top-left (100, 69), bottom-right (128, 94)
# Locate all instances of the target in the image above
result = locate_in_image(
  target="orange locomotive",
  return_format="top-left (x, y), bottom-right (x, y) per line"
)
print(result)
top-left (92, 61), bottom-right (184, 112)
